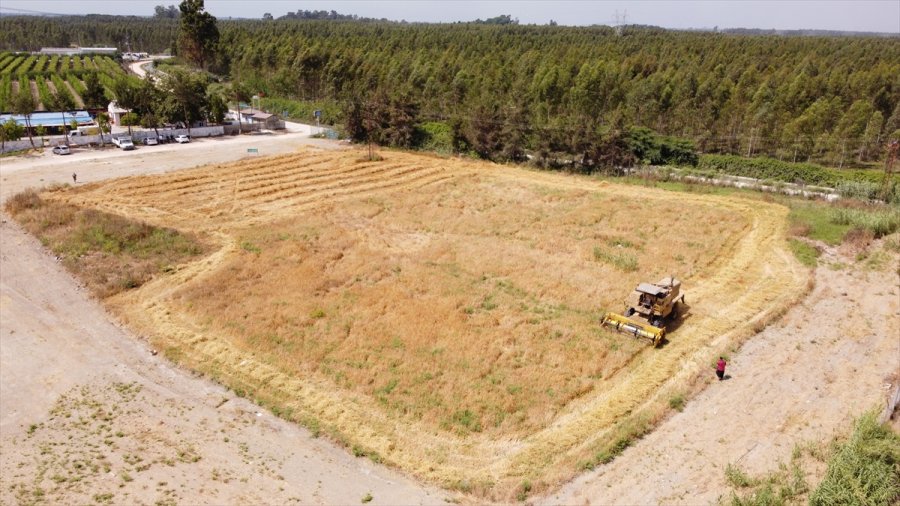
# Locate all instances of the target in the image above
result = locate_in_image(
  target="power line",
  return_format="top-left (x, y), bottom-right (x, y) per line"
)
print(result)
top-left (0, 6), bottom-right (69, 16)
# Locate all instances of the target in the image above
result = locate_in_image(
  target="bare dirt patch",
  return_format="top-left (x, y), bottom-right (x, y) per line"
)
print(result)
top-left (38, 147), bottom-right (807, 497)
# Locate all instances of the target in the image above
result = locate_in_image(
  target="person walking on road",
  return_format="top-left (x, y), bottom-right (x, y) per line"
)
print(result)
top-left (716, 356), bottom-right (727, 381)
top-left (72, 172), bottom-right (77, 184)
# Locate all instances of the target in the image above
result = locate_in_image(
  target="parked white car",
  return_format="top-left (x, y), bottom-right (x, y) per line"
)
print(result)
top-left (112, 137), bottom-right (135, 150)
top-left (144, 137), bottom-right (159, 146)
top-left (174, 134), bottom-right (190, 144)
top-left (52, 145), bottom-right (71, 155)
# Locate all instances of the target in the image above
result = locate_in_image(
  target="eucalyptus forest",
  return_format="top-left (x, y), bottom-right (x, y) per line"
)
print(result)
top-left (1, 11), bottom-right (898, 170)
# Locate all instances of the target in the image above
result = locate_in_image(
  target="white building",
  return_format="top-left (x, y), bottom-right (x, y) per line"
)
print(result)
top-left (107, 101), bottom-right (130, 125)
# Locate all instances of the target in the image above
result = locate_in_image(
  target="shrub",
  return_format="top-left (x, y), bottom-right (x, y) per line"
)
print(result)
top-left (628, 127), bottom-right (699, 167)
top-left (831, 207), bottom-right (900, 238)
top-left (698, 154), bottom-right (883, 188)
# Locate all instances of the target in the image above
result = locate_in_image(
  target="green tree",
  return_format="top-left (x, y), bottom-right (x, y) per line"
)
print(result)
top-left (177, 0), bottom-right (219, 70)
top-left (96, 112), bottom-right (110, 145)
top-left (35, 124), bottom-right (47, 146)
top-left (111, 76), bottom-right (140, 134)
top-left (12, 86), bottom-right (36, 148)
top-left (206, 90), bottom-right (227, 124)
top-left (2, 118), bottom-right (26, 151)
top-left (162, 68), bottom-right (208, 135)
top-left (120, 112), bottom-right (140, 132)
top-left (154, 4), bottom-right (179, 19)
top-left (81, 72), bottom-right (107, 109)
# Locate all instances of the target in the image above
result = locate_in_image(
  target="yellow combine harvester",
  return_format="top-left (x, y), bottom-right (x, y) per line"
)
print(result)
top-left (600, 276), bottom-right (685, 346)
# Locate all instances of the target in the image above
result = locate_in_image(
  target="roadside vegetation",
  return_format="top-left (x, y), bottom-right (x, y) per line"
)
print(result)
top-left (724, 411), bottom-right (900, 506)
top-left (4, 189), bottom-right (209, 298)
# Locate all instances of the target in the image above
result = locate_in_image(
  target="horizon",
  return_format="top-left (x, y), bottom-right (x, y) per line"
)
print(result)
top-left (0, 1), bottom-right (898, 34)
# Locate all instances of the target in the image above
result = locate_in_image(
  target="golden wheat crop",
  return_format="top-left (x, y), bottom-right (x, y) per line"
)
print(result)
top-left (48, 147), bottom-right (807, 498)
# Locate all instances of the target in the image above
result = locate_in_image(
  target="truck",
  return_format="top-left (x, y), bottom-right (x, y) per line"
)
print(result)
top-left (71, 126), bottom-right (100, 136)
top-left (112, 136), bottom-right (135, 150)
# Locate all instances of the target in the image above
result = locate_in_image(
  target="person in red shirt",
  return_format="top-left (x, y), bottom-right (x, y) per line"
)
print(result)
top-left (716, 357), bottom-right (727, 381)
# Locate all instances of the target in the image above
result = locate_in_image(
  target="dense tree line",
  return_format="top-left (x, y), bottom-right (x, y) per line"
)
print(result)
top-left (2, 14), bottom-right (897, 167)
top-left (0, 15), bottom-right (178, 56)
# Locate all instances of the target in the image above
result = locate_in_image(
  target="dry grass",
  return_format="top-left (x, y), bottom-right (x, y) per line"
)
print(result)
top-left (5, 190), bottom-right (208, 298)
top-left (39, 147), bottom-right (808, 498)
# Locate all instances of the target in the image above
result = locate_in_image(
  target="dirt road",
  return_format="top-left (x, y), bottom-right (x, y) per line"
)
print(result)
top-left (542, 244), bottom-right (899, 504)
top-left (0, 135), bottom-right (450, 505)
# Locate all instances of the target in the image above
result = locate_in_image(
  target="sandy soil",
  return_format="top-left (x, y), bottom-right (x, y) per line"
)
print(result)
top-left (542, 244), bottom-right (900, 505)
top-left (0, 135), bottom-right (450, 505)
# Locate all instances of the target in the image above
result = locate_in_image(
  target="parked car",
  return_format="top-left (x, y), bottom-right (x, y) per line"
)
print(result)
top-left (52, 145), bottom-right (71, 155)
top-left (112, 137), bottom-right (135, 150)
top-left (144, 137), bottom-right (158, 146)
top-left (174, 134), bottom-right (190, 144)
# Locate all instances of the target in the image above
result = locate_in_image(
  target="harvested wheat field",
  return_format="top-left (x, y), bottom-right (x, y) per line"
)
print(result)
top-left (45, 147), bottom-right (807, 498)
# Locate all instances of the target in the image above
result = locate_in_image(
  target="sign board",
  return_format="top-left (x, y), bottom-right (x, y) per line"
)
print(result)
top-left (314, 110), bottom-right (322, 118)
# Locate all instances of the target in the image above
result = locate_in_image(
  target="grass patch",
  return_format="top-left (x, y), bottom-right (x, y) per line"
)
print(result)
top-left (788, 239), bottom-right (819, 267)
top-left (831, 206), bottom-right (900, 238)
top-left (809, 412), bottom-right (900, 506)
top-left (4, 189), bottom-right (209, 298)
top-left (581, 415), bottom-right (651, 470)
top-left (593, 246), bottom-right (639, 272)
top-left (789, 200), bottom-right (899, 245)
top-left (788, 203), bottom-right (850, 245)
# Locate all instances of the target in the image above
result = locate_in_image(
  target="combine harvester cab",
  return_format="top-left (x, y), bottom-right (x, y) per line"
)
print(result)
top-left (601, 277), bottom-right (685, 347)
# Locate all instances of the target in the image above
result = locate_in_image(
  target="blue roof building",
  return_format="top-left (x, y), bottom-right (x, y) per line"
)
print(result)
top-left (0, 110), bottom-right (93, 128)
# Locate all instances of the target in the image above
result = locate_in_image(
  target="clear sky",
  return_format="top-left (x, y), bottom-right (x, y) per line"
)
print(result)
top-left (0, 0), bottom-right (898, 33)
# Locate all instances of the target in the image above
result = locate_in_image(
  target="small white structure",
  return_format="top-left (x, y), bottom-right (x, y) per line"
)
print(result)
top-left (107, 101), bottom-right (130, 125)
top-left (40, 47), bottom-right (118, 56)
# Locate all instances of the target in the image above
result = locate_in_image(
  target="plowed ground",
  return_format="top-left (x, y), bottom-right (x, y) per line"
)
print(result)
top-left (47, 147), bottom-right (807, 498)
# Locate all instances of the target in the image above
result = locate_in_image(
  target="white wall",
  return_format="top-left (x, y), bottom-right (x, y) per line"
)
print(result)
top-left (1, 139), bottom-right (35, 153)
top-left (2, 126), bottom-right (230, 153)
